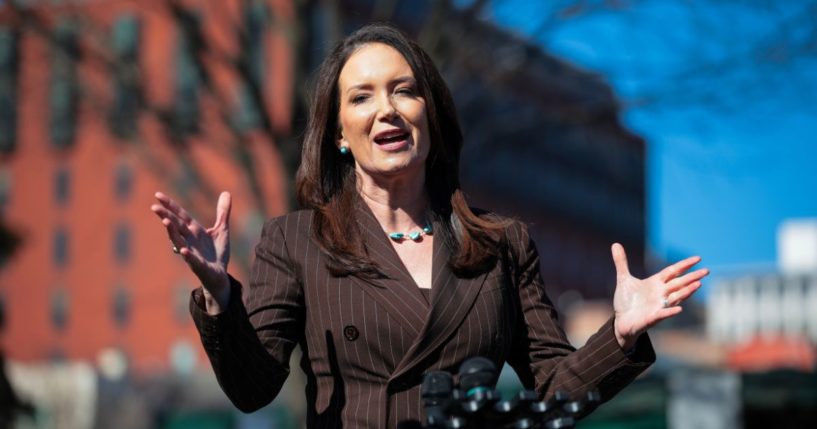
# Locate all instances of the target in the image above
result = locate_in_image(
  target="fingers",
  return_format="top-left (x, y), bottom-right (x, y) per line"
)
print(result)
top-left (162, 217), bottom-right (188, 250)
top-left (666, 281), bottom-right (703, 307)
top-left (150, 204), bottom-right (194, 241)
top-left (658, 255), bottom-right (702, 282)
top-left (611, 243), bottom-right (630, 279)
top-left (155, 191), bottom-right (194, 224)
top-left (178, 246), bottom-right (203, 270)
top-left (214, 191), bottom-right (232, 230)
top-left (158, 215), bottom-right (207, 274)
top-left (666, 268), bottom-right (709, 293)
top-left (655, 305), bottom-right (683, 320)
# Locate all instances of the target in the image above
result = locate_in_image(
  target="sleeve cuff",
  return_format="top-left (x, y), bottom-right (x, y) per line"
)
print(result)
top-left (595, 317), bottom-right (656, 367)
top-left (622, 330), bottom-right (655, 364)
top-left (189, 275), bottom-right (247, 346)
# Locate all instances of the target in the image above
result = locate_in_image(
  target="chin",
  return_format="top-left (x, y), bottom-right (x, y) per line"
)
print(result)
top-left (368, 157), bottom-right (426, 179)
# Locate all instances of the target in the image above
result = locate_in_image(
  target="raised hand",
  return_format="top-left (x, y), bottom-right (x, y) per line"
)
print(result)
top-left (610, 243), bottom-right (708, 350)
top-left (150, 191), bottom-right (232, 314)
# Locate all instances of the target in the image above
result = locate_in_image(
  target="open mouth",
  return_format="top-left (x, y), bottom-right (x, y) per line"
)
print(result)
top-left (373, 129), bottom-right (410, 145)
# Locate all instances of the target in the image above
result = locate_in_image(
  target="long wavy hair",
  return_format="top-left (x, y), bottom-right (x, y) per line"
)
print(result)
top-left (296, 23), bottom-right (509, 278)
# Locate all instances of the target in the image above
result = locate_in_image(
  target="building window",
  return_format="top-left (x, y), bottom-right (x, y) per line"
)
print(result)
top-left (0, 178), bottom-right (19, 264)
top-left (108, 15), bottom-right (141, 139)
top-left (114, 224), bottom-right (130, 264)
top-left (172, 159), bottom-right (198, 198)
top-left (114, 163), bottom-right (132, 202)
top-left (55, 166), bottom-right (70, 206)
top-left (233, 0), bottom-right (268, 131)
top-left (0, 26), bottom-right (20, 153)
top-left (49, 348), bottom-right (67, 363)
top-left (0, 168), bottom-right (11, 212)
top-left (51, 288), bottom-right (69, 331)
top-left (54, 228), bottom-right (68, 268)
top-left (50, 19), bottom-right (79, 149)
top-left (173, 10), bottom-right (202, 138)
top-left (112, 285), bottom-right (130, 328)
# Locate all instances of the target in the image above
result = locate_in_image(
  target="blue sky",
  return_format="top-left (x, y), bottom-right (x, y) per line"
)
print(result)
top-left (488, 0), bottom-right (817, 286)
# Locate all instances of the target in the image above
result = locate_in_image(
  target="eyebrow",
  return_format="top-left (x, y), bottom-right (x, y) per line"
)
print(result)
top-left (344, 76), bottom-right (417, 95)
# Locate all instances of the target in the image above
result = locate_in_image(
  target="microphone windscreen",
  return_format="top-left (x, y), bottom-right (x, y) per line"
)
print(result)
top-left (421, 371), bottom-right (453, 402)
top-left (458, 356), bottom-right (498, 392)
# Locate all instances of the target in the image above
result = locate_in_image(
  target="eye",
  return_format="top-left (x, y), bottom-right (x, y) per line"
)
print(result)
top-left (396, 86), bottom-right (416, 96)
top-left (350, 94), bottom-right (369, 104)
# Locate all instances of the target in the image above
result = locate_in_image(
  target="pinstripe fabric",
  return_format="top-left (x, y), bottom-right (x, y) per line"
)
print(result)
top-left (190, 205), bottom-right (655, 428)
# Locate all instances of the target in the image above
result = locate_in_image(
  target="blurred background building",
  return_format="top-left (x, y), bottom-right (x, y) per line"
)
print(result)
top-left (707, 219), bottom-right (817, 371)
top-left (0, 0), bottom-right (814, 428)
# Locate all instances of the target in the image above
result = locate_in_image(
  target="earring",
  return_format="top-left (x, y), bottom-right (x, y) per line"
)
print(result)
top-left (339, 146), bottom-right (350, 155)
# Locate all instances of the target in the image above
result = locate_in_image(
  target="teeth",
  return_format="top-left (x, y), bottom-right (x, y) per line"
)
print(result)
top-left (376, 133), bottom-right (407, 143)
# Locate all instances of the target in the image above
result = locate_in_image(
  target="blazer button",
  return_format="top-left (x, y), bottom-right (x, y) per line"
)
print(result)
top-left (343, 325), bottom-right (359, 341)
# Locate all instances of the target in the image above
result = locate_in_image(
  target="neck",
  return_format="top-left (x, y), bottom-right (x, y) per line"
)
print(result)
top-left (357, 171), bottom-right (429, 233)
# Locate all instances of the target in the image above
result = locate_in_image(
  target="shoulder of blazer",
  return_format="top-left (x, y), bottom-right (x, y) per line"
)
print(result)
top-left (263, 209), bottom-right (316, 240)
top-left (256, 210), bottom-right (317, 266)
top-left (467, 207), bottom-right (529, 253)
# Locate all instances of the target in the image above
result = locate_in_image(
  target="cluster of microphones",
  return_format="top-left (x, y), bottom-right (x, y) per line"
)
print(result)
top-left (420, 357), bottom-right (601, 429)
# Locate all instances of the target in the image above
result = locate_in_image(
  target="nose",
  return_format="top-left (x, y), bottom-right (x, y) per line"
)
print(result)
top-left (376, 94), bottom-right (398, 121)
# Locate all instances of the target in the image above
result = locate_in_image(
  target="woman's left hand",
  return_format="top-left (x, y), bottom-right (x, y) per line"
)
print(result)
top-left (610, 243), bottom-right (709, 350)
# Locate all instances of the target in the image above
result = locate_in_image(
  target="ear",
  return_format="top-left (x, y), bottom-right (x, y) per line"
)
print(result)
top-left (336, 128), bottom-right (346, 149)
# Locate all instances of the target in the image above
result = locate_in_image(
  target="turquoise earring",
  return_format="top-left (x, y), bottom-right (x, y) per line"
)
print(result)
top-left (339, 146), bottom-right (350, 155)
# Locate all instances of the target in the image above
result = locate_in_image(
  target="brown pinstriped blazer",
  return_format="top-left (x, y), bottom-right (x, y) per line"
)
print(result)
top-left (190, 203), bottom-right (655, 428)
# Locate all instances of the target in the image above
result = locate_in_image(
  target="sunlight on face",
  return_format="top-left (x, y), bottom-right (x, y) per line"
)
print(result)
top-left (337, 43), bottom-right (431, 184)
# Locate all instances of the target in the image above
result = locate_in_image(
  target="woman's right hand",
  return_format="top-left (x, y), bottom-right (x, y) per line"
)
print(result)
top-left (151, 191), bottom-right (232, 315)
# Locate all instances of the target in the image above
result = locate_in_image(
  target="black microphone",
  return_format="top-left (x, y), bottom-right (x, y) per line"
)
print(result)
top-left (530, 390), bottom-right (569, 423)
top-left (458, 356), bottom-right (500, 424)
top-left (458, 357), bottom-right (498, 399)
top-left (421, 371), bottom-right (454, 428)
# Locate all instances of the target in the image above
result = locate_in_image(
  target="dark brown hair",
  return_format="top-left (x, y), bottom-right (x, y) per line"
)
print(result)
top-left (296, 23), bottom-right (509, 277)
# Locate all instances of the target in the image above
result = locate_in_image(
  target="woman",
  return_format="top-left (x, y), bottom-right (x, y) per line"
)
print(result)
top-left (150, 24), bottom-right (707, 427)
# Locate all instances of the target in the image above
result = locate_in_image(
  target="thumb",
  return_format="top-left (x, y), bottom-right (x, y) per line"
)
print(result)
top-left (215, 191), bottom-right (232, 229)
top-left (611, 243), bottom-right (630, 279)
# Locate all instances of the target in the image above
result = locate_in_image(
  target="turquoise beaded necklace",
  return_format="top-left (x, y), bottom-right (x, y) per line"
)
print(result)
top-left (388, 222), bottom-right (433, 242)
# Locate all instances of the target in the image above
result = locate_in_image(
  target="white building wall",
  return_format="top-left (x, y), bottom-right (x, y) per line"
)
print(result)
top-left (807, 277), bottom-right (817, 342)
top-left (707, 273), bottom-right (817, 345)
top-left (778, 219), bottom-right (817, 274)
top-left (781, 277), bottom-right (804, 339)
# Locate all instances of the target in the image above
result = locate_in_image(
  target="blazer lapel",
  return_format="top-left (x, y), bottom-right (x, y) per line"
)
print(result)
top-left (390, 221), bottom-right (490, 381)
top-left (349, 201), bottom-right (429, 338)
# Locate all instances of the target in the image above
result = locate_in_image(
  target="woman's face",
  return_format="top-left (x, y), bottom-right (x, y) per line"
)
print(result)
top-left (337, 43), bottom-right (430, 184)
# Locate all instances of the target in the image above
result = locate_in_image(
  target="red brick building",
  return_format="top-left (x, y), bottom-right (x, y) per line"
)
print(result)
top-left (0, 0), bottom-right (292, 373)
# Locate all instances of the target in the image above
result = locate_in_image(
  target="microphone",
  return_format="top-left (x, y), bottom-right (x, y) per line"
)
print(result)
top-left (418, 356), bottom-right (600, 429)
top-left (421, 371), bottom-right (454, 428)
top-left (458, 357), bottom-right (500, 423)
top-left (530, 390), bottom-right (569, 424)
top-left (493, 390), bottom-right (538, 428)
top-left (458, 357), bottom-right (498, 399)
